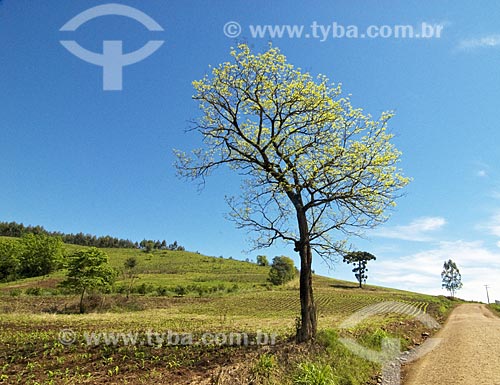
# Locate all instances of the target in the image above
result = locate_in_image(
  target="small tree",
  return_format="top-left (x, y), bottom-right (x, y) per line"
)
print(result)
top-left (257, 255), bottom-right (269, 266)
top-left (144, 240), bottom-right (154, 253)
top-left (123, 256), bottom-right (139, 299)
top-left (269, 256), bottom-right (296, 285)
top-left (441, 259), bottom-right (462, 298)
top-left (343, 251), bottom-right (376, 288)
top-left (60, 248), bottom-right (116, 313)
top-left (168, 241), bottom-right (185, 251)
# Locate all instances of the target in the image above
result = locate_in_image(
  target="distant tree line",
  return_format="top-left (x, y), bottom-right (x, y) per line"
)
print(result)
top-left (139, 239), bottom-right (185, 252)
top-left (0, 221), bottom-right (184, 251)
top-left (0, 221), bottom-right (135, 248)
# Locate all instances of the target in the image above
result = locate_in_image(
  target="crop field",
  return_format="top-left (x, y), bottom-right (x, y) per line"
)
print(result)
top-left (0, 243), bottom-right (455, 384)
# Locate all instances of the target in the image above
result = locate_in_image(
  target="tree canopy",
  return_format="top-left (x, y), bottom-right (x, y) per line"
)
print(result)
top-left (18, 233), bottom-right (63, 278)
top-left (268, 256), bottom-right (296, 285)
top-left (60, 247), bottom-right (116, 313)
top-left (343, 251), bottom-right (376, 288)
top-left (0, 239), bottom-right (20, 282)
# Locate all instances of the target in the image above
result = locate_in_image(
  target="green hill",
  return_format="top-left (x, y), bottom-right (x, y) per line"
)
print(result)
top-left (0, 235), bottom-right (452, 323)
top-left (0, 236), bottom-right (458, 385)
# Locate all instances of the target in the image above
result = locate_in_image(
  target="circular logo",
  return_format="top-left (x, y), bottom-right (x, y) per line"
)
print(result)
top-left (223, 21), bottom-right (242, 38)
top-left (58, 329), bottom-right (77, 346)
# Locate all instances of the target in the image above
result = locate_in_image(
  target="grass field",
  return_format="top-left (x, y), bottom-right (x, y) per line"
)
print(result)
top-left (489, 303), bottom-right (500, 316)
top-left (0, 240), bottom-right (458, 384)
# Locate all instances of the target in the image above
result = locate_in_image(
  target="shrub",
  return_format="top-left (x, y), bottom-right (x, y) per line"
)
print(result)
top-left (9, 289), bottom-right (22, 297)
top-left (173, 285), bottom-right (187, 296)
top-left (293, 362), bottom-right (336, 385)
top-left (25, 287), bottom-right (42, 296)
top-left (136, 283), bottom-right (155, 295)
top-left (360, 328), bottom-right (390, 351)
top-left (316, 329), bottom-right (339, 348)
top-left (156, 286), bottom-right (169, 296)
top-left (191, 285), bottom-right (206, 297)
top-left (252, 353), bottom-right (277, 379)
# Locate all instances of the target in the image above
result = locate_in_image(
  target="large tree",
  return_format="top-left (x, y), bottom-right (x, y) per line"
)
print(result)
top-left (175, 44), bottom-right (409, 342)
top-left (441, 259), bottom-right (462, 299)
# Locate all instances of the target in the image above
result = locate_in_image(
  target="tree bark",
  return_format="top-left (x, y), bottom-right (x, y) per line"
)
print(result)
top-left (295, 206), bottom-right (317, 343)
top-left (79, 287), bottom-right (86, 314)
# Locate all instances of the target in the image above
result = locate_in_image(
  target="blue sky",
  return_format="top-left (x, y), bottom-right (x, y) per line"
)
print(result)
top-left (1, 1), bottom-right (500, 301)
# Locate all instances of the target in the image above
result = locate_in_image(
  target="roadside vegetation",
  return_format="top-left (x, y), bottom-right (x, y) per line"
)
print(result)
top-left (489, 303), bottom-right (500, 316)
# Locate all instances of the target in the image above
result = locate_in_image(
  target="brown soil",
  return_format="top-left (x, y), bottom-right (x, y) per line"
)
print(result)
top-left (403, 303), bottom-right (500, 385)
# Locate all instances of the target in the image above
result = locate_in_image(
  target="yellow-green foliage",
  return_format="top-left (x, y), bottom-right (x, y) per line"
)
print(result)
top-left (177, 43), bottom-right (409, 258)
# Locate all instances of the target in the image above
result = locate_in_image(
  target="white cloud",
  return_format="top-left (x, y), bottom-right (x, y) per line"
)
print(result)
top-left (458, 34), bottom-right (500, 50)
top-left (372, 217), bottom-right (446, 242)
top-left (478, 212), bottom-right (500, 237)
top-left (477, 169), bottom-right (488, 178)
top-left (370, 240), bottom-right (500, 302)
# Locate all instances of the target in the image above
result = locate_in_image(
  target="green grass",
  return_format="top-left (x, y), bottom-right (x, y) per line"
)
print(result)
top-left (489, 303), bottom-right (500, 316)
top-left (0, 238), bottom-right (271, 292)
top-left (0, 237), bottom-right (458, 384)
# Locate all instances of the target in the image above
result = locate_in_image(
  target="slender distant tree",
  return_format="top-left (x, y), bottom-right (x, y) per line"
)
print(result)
top-left (175, 44), bottom-right (409, 341)
top-left (144, 240), bottom-right (154, 253)
top-left (343, 251), bottom-right (376, 288)
top-left (60, 248), bottom-right (116, 313)
top-left (256, 255), bottom-right (269, 266)
top-left (123, 257), bottom-right (139, 299)
top-left (441, 259), bottom-right (462, 298)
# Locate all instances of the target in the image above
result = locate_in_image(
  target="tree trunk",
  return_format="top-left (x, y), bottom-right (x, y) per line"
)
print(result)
top-left (79, 288), bottom-right (86, 314)
top-left (296, 241), bottom-right (317, 342)
top-left (295, 206), bottom-right (317, 343)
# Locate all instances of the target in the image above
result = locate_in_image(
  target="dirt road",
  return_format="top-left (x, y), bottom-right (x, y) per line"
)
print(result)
top-left (404, 303), bottom-right (500, 385)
